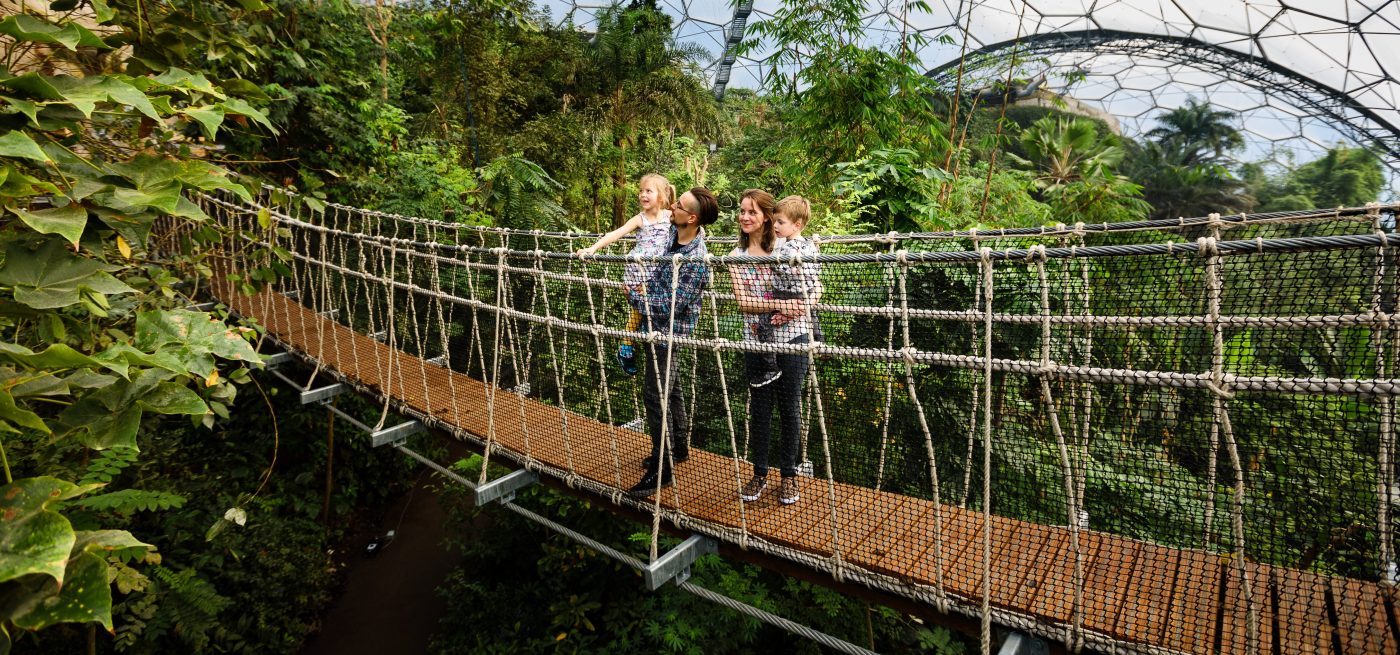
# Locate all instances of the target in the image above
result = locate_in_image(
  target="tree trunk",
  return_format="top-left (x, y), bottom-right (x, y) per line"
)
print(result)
top-left (613, 142), bottom-right (627, 228)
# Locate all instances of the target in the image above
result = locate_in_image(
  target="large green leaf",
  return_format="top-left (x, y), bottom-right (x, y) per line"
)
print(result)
top-left (182, 106), bottom-right (224, 140)
top-left (0, 477), bottom-right (94, 586)
top-left (0, 131), bottom-right (50, 163)
top-left (219, 97), bottom-right (277, 134)
top-left (0, 342), bottom-right (106, 374)
top-left (8, 550), bottom-right (112, 631)
top-left (0, 98), bottom-right (39, 128)
top-left (135, 310), bottom-right (260, 364)
top-left (0, 74), bottom-right (63, 102)
top-left (0, 368), bottom-right (69, 398)
top-left (0, 391), bottom-right (50, 434)
top-left (64, 401), bottom-right (141, 451)
top-left (108, 181), bottom-right (181, 214)
top-left (136, 382), bottom-right (207, 415)
top-left (149, 68), bottom-right (224, 99)
top-left (0, 15), bottom-right (107, 51)
top-left (106, 154), bottom-right (181, 190)
top-left (38, 76), bottom-right (158, 121)
top-left (6, 205), bottom-right (87, 245)
top-left (0, 240), bottom-right (135, 310)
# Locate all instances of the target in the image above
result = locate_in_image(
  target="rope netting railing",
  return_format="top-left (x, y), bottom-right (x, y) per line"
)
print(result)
top-left (198, 189), bottom-right (1400, 655)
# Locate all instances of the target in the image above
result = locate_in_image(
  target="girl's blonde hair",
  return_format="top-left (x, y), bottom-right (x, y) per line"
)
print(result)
top-left (738, 188), bottom-right (777, 253)
top-left (638, 173), bottom-right (675, 209)
top-left (776, 195), bottom-right (811, 227)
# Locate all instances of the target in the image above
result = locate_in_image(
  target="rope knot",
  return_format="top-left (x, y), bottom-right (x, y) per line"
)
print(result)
top-left (1071, 222), bottom-right (1086, 237)
top-left (1196, 236), bottom-right (1219, 257)
top-left (899, 346), bottom-right (918, 366)
top-left (1256, 236), bottom-right (1265, 254)
top-left (895, 249), bottom-right (910, 266)
top-left (1377, 230), bottom-right (1391, 248)
top-left (1037, 361), bottom-right (1058, 376)
top-left (1204, 380), bottom-right (1236, 400)
top-left (978, 246), bottom-right (993, 264)
top-left (1026, 244), bottom-right (1048, 263)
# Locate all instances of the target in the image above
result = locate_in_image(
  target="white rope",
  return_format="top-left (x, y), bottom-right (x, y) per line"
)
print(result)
top-left (978, 246), bottom-right (995, 655)
top-left (895, 249), bottom-right (948, 612)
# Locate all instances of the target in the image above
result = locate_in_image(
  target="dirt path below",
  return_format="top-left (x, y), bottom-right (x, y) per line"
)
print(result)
top-left (301, 474), bottom-right (460, 655)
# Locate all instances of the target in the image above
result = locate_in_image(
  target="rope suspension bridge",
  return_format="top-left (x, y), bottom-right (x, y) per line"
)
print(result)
top-left (191, 188), bottom-right (1400, 655)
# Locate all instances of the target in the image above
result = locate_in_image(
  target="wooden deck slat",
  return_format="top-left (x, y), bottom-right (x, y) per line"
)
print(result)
top-left (217, 283), bottom-right (1398, 654)
top-left (1332, 576), bottom-right (1396, 655)
top-left (1030, 529), bottom-right (1104, 623)
top-left (1162, 547), bottom-right (1222, 654)
top-left (1113, 543), bottom-right (1181, 646)
top-left (1082, 532), bottom-right (1142, 638)
top-left (1273, 567), bottom-right (1335, 655)
top-left (1218, 561), bottom-right (1275, 655)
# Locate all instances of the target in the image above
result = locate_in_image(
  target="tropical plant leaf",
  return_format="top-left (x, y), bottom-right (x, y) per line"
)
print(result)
top-left (8, 550), bottom-right (112, 631)
top-left (6, 205), bottom-right (87, 245)
top-left (0, 342), bottom-right (107, 375)
top-left (0, 15), bottom-right (107, 51)
top-left (0, 477), bottom-right (95, 586)
top-left (136, 382), bottom-right (207, 415)
top-left (0, 391), bottom-right (49, 434)
top-left (0, 131), bottom-right (50, 163)
top-left (0, 240), bottom-right (135, 310)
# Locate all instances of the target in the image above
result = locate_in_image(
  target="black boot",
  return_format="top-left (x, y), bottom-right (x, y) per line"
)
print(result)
top-left (628, 469), bottom-right (673, 497)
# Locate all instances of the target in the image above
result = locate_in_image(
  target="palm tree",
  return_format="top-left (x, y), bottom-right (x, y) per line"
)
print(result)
top-left (589, 1), bottom-right (718, 226)
top-left (1144, 98), bottom-right (1244, 165)
top-left (1123, 141), bottom-right (1254, 220)
top-left (1007, 116), bottom-right (1150, 223)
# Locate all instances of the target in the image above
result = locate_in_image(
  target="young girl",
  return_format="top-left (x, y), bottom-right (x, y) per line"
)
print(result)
top-left (577, 173), bottom-right (675, 375)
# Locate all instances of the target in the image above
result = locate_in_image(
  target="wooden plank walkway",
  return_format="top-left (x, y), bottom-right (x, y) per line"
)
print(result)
top-left (218, 282), bottom-right (1399, 654)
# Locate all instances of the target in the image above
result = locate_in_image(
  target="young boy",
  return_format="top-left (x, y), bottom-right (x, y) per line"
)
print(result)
top-left (750, 195), bottom-right (821, 388)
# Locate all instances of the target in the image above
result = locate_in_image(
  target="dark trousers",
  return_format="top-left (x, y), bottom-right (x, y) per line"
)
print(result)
top-left (745, 335), bottom-right (809, 478)
top-left (642, 342), bottom-right (688, 473)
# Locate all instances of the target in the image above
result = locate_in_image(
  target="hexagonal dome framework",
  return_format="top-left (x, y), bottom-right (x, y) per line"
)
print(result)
top-left (542, 0), bottom-right (1400, 194)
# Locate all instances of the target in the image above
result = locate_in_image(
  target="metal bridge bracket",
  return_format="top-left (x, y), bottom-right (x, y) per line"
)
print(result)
top-left (997, 632), bottom-right (1048, 655)
top-left (369, 420), bottom-right (424, 448)
top-left (512, 382), bottom-right (531, 396)
top-left (262, 351), bottom-right (295, 369)
top-left (425, 354), bottom-right (449, 368)
top-left (644, 535), bottom-right (717, 590)
top-left (474, 469), bottom-right (538, 507)
top-left (283, 289), bottom-right (300, 301)
top-left (318, 308), bottom-right (339, 320)
top-left (269, 368), bottom-right (345, 404)
top-left (184, 301), bottom-right (217, 312)
top-left (368, 330), bottom-right (386, 342)
top-left (620, 417), bottom-right (645, 432)
top-left (299, 382), bottom-right (345, 405)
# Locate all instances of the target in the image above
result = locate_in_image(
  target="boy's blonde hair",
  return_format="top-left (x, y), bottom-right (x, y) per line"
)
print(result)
top-left (776, 195), bottom-right (811, 228)
top-left (639, 173), bottom-right (675, 208)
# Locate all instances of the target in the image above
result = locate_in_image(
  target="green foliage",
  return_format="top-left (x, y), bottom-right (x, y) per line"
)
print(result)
top-left (1247, 147), bottom-right (1385, 212)
top-left (741, 0), bottom-right (950, 190)
top-left (0, 2), bottom-right (277, 646)
top-left (1007, 116), bottom-right (1150, 224)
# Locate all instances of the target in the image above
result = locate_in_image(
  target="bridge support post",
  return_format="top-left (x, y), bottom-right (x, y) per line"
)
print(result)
top-left (644, 535), bottom-right (717, 590)
top-left (474, 469), bottom-right (538, 506)
top-left (996, 631), bottom-right (1048, 655)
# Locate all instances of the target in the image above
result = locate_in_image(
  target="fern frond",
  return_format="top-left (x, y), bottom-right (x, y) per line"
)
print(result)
top-left (73, 489), bottom-right (188, 514)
